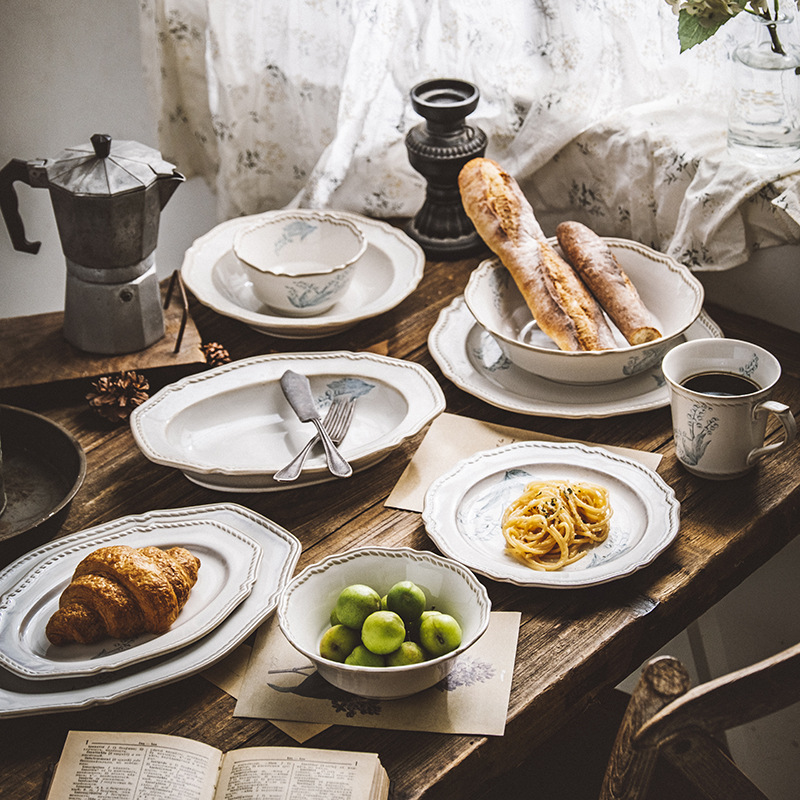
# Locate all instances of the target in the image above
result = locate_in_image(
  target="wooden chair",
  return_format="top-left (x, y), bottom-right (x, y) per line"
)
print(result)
top-left (475, 642), bottom-right (800, 800)
top-left (600, 641), bottom-right (800, 799)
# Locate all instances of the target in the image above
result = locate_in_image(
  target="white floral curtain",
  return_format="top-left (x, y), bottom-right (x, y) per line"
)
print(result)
top-left (139, 0), bottom-right (800, 270)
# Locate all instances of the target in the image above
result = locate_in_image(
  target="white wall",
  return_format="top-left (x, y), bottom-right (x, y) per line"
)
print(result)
top-left (0, 0), bottom-right (217, 319)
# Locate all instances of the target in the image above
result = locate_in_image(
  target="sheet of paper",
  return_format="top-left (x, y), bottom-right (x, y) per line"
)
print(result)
top-left (386, 412), bottom-right (662, 512)
top-left (203, 642), bottom-right (329, 743)
top-left (202, 643), bottom-right (252, 698)
top-left (234, 612), bottom-right (520, 737)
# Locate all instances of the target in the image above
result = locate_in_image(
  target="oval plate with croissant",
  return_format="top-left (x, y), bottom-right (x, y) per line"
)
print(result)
top-left (0, 516), bottom-right (262, 680)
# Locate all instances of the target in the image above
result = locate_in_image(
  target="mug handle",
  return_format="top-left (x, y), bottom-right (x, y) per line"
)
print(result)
top-left (747, 400), bottom-right (797, 465)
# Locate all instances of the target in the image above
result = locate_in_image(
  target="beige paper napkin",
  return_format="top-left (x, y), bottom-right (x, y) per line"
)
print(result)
top-left (386, 412), bottom-right (662, 513)
top-left (234, 612), bottom-right (520, 737)
top-left (203, 643), bottom-right (330, 743)
top-left (202, 643), bottom-right (252, 697)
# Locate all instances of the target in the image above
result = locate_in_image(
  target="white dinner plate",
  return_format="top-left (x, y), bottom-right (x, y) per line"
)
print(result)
top-left (181, 211), bottom-right (425, 338)
top-left (130, 351), bottom-right (445, 492)
top-left (422, 441), bottom-right (680, 588)
top-left (428, 296), bottom-right (723, 419)
top-left (0, 504), bottom-right (300, 718)
top-left (0, 517), bottom-right (262, 680)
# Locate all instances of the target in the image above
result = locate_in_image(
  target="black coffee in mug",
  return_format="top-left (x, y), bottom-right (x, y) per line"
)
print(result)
top-left (680, 371), bottom-right (760, 397)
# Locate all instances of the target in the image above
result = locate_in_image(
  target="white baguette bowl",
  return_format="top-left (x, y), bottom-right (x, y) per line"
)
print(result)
top-left (464, 238), bottom-right (704, 385)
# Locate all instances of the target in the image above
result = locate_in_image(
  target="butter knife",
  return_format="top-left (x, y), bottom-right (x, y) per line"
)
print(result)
top-left (279, 370), bottom-right (353, 478)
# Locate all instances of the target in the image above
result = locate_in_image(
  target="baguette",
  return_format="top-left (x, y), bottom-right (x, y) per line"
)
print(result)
top-left (458, 158), bottom-right (616, 352)
top-left (556, 221), bottom-right (661, 345)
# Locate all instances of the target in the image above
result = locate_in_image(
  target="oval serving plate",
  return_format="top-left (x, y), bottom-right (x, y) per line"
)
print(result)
top-left (0, 515), bottom-right (262, 680)
top-left (0, 504), bottom-right (300, 718)
top-left (130, 351), bottom-right (445, 492)
top-left (181, 211), bottom-right (425, 339)
top-left (422, 441), bottom-right (680, 588)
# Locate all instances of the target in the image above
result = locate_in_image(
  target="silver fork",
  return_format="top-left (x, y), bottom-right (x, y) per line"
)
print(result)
top-left (273, 396), bottom-right (356, 482)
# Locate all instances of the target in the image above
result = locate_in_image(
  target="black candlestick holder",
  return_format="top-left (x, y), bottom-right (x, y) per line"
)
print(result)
top-left (405, 79), bottom-right (488, 260)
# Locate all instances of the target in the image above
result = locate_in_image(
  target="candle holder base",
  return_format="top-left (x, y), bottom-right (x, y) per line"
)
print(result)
top-left (404, 220), bottom-right (488, 261)
top-left (405, 78), bottom-right (488, 261)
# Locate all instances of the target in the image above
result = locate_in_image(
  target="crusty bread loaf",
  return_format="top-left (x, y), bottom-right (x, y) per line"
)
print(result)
top-left (458, 158), bottom-right (616, 352)
top-left (556, 221), bottom-right (661, 345)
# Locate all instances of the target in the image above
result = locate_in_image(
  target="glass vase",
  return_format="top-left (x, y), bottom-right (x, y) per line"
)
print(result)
top-left (727, 7), bottom-right (800, 169)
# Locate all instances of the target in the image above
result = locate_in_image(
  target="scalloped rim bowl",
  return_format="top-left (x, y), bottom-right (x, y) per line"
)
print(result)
top-left (277, 547), bottom-right (491, 699)
top-left (464, 238), bottom-right (704, 385)
top-left (233, 210), bottom-right (367, 316)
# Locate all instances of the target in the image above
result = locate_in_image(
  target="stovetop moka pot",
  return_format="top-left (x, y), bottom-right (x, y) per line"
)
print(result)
top-left (0, 134), bottom-right (184, 354)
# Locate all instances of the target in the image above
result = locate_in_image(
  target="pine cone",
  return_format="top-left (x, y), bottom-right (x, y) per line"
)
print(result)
top-left (87, 371), bottom-right (150, 423)
top-left (200, 341), bottom-right (231, 368)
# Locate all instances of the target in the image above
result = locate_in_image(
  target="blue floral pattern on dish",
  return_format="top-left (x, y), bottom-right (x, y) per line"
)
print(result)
top-left (284, 270), bottom-right (350, 309)
top-left (471, 334), bottom-right (511, 373)
top-left (274, 220), bottom-right (317, 254)
top-left (623, 343), bottom-right (668, 377)
top-left (457, 469), bottom-right (533, 542)
top-left (739, 353), bottom-right (759, 379)
top-left (676, 401), bottom-right (719, 466)
top-left (319, 377), bottom-right (374, 406)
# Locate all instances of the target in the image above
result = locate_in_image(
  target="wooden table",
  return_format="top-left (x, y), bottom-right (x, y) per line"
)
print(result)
top-left (1, 250), bottom-right (798, 800)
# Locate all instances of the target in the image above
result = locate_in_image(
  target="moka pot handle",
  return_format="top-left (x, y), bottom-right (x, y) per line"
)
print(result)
top-left (0, 159), bottom-right (42, 254)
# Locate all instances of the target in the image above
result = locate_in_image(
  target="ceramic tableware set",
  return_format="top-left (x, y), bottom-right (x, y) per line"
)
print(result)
top-left (0, 115), bottom-right (794, 710)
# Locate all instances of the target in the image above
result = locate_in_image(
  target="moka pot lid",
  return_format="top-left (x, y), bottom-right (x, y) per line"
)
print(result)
top-left (37, 134), bottom-right (180, 197)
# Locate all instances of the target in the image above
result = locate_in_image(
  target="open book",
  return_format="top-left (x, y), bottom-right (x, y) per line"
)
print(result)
top-left (47, 731), bottom-right (389, 800)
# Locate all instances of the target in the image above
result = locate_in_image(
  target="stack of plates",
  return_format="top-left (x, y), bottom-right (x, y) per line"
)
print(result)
top-left (0, 504), bottom-right (300, 718)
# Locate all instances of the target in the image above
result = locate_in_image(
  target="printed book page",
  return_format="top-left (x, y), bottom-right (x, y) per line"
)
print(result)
top-left (46, 732), bottom-right (388, 800)
top-left (47, 731), bottom-right (222, 800)
top-left (216, 747), bottom-right (386, 800)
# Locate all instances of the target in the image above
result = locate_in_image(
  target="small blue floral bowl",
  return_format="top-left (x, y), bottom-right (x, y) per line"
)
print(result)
top-left (233, 210), bottom-right (367, 316)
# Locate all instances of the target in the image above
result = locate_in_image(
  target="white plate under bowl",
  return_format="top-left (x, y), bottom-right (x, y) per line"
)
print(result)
top-left (130, 351), bottom-right (445, 492)
top-left (422, 441), bottom-right (680, 588)
top-left (0, 517), bottom-right (262, 680)
top-left (428, 296), bottom-right (723, 419)
top-left (0, 504), bottom-right (300, 718)
top-left (181, 211), bottom-right (425, 338)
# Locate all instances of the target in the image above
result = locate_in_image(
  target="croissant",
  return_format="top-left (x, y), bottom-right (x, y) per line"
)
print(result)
top-left (45, 545), bottom-right (201, 646)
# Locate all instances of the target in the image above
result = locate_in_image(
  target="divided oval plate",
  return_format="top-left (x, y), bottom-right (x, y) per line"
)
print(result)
top-left (422, 441), bottom-right (680, 588)
top-left (428, 296), bottom-right (722, 419)
top-left (0, 504), bottom-right (300, 717)
top-left (130, 351), bottom-right (445, 492)
top-left (181, 211), bottom-right (424, 338)
top-left (0, 514), bottom-right (263, 680)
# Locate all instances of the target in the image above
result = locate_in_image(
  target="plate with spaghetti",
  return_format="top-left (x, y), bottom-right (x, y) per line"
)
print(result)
top-left (422, 441), bottom-right (679, 588)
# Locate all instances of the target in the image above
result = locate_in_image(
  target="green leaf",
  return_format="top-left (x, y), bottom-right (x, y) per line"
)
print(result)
top-left (677, 9), bottom-right (729, 52)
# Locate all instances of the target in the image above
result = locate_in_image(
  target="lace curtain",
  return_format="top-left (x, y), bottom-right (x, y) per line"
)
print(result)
top-left (139, 0), bottom-right (800, 270)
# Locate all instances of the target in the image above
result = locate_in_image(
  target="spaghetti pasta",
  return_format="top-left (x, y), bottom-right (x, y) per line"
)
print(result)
top-left (501, 480), bottom-right (612, 571)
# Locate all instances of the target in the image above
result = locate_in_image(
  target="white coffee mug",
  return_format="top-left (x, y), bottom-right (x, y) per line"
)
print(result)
top-left (662, 338), bottom-right (796, 480)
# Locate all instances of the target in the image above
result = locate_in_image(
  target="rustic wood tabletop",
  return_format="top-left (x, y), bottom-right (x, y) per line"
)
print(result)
top-left (1, 249), bottom-right (798, 800)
